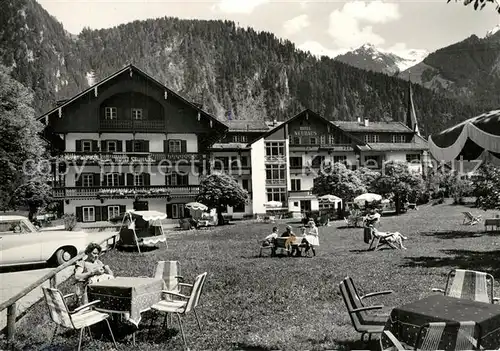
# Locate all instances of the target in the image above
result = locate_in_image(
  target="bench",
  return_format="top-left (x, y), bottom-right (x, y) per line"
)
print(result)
top-left (485, 218), bottom-right (500, 231)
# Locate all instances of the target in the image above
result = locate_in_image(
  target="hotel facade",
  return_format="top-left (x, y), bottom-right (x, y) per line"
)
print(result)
top-left (39, 65), bottom-right (428, 222)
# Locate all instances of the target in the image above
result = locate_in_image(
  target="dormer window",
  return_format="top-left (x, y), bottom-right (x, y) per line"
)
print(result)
top-left (232, 135), bottom-right (248, 143)
top-left (105, 107), bottom-right (117, 120)
top-left (132, 108), bottom-right (143, 120)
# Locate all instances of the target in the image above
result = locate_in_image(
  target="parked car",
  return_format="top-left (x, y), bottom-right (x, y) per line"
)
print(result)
top-left (0, 215), bottom-right (89, 267)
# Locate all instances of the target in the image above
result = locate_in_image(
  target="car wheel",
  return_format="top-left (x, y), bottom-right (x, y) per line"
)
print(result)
top-left (55, 247), bottom-right (75, 266)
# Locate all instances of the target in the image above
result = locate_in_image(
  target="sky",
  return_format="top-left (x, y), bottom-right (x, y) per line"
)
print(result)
top-left (37, 0), bottom-right (500, 58)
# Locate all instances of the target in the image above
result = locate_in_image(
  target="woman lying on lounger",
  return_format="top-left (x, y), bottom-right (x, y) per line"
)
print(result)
top-left (371, 227), bottom-right (408, 250)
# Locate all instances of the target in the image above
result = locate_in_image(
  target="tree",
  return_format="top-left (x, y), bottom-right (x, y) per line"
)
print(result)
top-left (11, 178), bottom-right (53, 221)
top-left (354, 167), bottom-right (380, 192)
top-left (371, 161), bottom-right (425, 214)
top-left (196, 173), bottom-right (248, 225)
top-left (312, 162), bottom-right (366, 202)
top-left (0, 64), bottom-right (50, 216)
top-left (473, 163), bottom-right (500, 210)
top-left (449, 0), bottom-right (500, 13)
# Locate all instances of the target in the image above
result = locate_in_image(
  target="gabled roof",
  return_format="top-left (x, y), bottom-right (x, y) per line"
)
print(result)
top-left (249, 109), bottom-right (364, 146)
top-left (333, 120), bottom-right (413, 133)
top-left (36, 63), bottom-right (228, 131)
top-left (226, 120), bottom-right (270, 132)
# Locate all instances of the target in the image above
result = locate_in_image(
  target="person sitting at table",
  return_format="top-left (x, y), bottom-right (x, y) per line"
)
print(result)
top-left (74, 242), bottom-right (114, 305)
top-left (304, 220), bottom-right (319, 256)
top-left (281, 225), bottom-right (300, 256)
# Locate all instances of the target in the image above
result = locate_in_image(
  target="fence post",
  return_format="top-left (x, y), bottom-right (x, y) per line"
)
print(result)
top-left (50, 275), bottom-right (57, 288)
top-left (7, 302), bottom-right (16, 341)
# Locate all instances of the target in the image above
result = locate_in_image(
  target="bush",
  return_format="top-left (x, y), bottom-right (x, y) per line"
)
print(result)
top-left (62, 213), bottom-right (77, 231)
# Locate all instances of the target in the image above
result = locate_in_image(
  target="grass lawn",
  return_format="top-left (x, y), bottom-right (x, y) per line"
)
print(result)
top-left (2, 200), bottom-right (500, 350)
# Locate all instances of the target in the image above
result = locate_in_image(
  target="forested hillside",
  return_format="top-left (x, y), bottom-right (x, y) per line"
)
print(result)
top-left (0, 0), bottom-right (488, 136)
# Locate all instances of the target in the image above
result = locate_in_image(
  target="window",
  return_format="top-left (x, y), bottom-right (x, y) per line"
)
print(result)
top-left (232, 135), bottom-right (248, 143)
top-left (242, 179), bottom-right (249, 191)
top-left (309, 137), bottom-right (317, 145)
top-left (108, 206), bottom-right (120, 219)
top-left (364, 155), bottom-right (382, 169)
top-left (166, 173), bottom-right (188, 186)
top-left (291, 179), bottom-right (301, 191)
top-left (131, 108), bottom-right (143, 120)
top-left (329, 135), bottom-right (335, 144)
top-left (134, 173), bottom-right (144, 186)
top-left (364, 134), bottom-right (380, 143)
top-left (171, 204), bottom-right (185, 219)
top-left (240, 156), bottom-right (248, 167)
top-left (266, 187), bottom-right (286, 202)
top-left (292, 136), bottom-right (301, 144)
top-left (265, 142), bottom-right (285, 157)
top-left (107, 140), bottom-right (117, 152)
top-left (133, 140), bottom-right (143, 152)
top-left (289, 157), bottom-right (303, 168)
top-left (82, 207), bottom-right (95, 222)
top-left (82, 174), bottom-right (94, 187)
top-left (233, 202), bottom-right (245, 212)
top-left (311, 155), bottom-right (325, 167)
top-left (406, 154), bottom-right (421, 162)
top-left (266, 164), bottom-right (286, 181)
top-left (105, 107), bottom-right (117, 120)
top-left (82, 140), bottom-right (92, 152)
top-left (213, 157), bottom-right (229, 170)
top-left (105, 173), bottom-right (119, 186)
top-left (168, 140), bottom-right (181, 153)
top-left (320, 135), bottom-right (326, 145)
top-left (293, 201), bottom-right (299, 207)
top-left (392, 134), bottom-right (406, 143)
top-left (333, 155), bottom-right (347, 164)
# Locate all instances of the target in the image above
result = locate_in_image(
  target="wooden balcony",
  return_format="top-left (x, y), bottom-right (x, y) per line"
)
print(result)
top-left (53, 185), bottom-right (199, 199)
top-left (99, 119), bottom-right (165, 131)
top-left (59, 152), bottom-right (203, 164)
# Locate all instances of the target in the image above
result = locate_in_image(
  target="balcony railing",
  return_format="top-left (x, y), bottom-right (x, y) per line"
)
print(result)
top-left (99, 119), bottom-right (165, 130)
top-left (58, 152), bottom-right (203, 164)
top-left (264, 155), bottom-right (286, 163)
top-left (265, 179), bottom-right (286, 185)
top-left (53, 185), bottom-right (199, 199)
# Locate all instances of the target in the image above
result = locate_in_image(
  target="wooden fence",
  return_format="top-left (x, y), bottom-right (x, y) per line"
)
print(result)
top-left (0, 233), bottom-right (118, 341)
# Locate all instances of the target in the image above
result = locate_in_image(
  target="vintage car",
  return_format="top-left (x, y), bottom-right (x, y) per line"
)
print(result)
top-left (0, 215), bottom-right (89, 267)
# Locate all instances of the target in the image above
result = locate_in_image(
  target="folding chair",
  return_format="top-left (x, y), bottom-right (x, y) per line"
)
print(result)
top-left (368, 228), bottom-right (398, 251)
top-left (462, 212), bottom-right (482, 225)
top-left (431, 269), bottom-right (499, 304)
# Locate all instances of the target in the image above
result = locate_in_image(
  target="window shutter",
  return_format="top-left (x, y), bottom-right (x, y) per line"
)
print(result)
top-left (92, 140), bottom-right (99, 152)
top-left (117, 140), bottom-right (123, 152)
top-left (143, 173), bottom-right (151, 186)
top-left (166, 204), bottom-right (172, 218)
top-left (182, 174), bottom-right (189, 185)
top-left (94, 207), bottom-right (102, 222)
top-left (100, 140), bottom-right (106, 152)
top-left (76, 140), bottom-right (82, 152)
top-left (101, 173), bottom-right (108, 186)
top-left (101, 206), bottom-right (108, 221)
top-left (126, 173), bottom-right (134, 186)
top-left (93, 173), bottom-right (100, 187)
top-left (143, 140), bottom-right (150, 152)
top-left (75, 174), bottom-right (82, 187)
top-left (75, 207), bottom-right (83, 222)
top-left (119, 174), bottom-right (125, 186)
top-left (164, 140), bottom-right (169, 153)
top-left (126, 141), bottom-right (132, 152)
top-left (181, 140), bottom-right (187, 153)
top-left (120, 205), bottom-right (126, 214)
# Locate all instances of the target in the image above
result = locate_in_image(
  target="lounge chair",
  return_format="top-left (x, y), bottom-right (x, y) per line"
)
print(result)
top-left (339, 277), bottom-right (391, 341)
top-left (431, 269), bottom-right (499, 304)
top-left (462, 212), bottom-right (482, 225)
top-left (368, 228), bottom-right (399, 251)
top-left (382, 321), bottom-right (481, 351)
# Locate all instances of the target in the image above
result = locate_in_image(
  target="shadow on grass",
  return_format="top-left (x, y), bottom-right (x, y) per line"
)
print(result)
top-left (116, 246), bottom-right (159, 253)
top-left (233, 342), bottom-right (278, 350)
top-left (420, 230), bottom-right (500, 239)
top-left (335, 338), bottom-right (379, 351)
top-left (402, 249), bottom-right (500, 277)
top-left (0, 262), bottom-right (49, 274)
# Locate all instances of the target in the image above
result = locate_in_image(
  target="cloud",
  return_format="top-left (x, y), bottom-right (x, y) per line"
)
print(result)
top-left (327, 1), bottom-right (400, 49)
top-left (298, 41), bottom-right (347, 59)
top-left (283, 15), bottom-right (310, 35)
top-left (212, 0), bottom-right (269, 14)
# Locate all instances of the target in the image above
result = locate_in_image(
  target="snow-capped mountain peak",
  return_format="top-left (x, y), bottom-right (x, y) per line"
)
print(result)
top-left (486, 24), bottom-right (500, 38)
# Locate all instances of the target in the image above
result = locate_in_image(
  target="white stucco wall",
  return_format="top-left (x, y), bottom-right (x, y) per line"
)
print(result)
top-left (251, 138), bottom-right (266, 215)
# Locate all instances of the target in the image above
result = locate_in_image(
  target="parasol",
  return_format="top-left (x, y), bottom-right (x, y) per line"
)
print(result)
top-left (354, 193), bottom-right (382, 205)
top-left (318, 194), bottom-right (342, 203)
top-left (429, 109), bottom-right (500, 165)
top-left (264, 201), bottom-right (282, 208)
top-left (185, 202), bottom-right (208, 211)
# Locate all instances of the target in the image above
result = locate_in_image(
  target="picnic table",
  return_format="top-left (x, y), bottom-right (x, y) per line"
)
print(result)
top-left (274, 236), bottom-right (311, 257)
top-left (485, 218), bottom-right (500, 231)
top-left (88, 276), bottom-right (164, 327)
top-left (381, 295), bottom-right (500, 350)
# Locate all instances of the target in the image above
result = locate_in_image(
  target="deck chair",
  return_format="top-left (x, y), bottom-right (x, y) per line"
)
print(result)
top-left (149, 272), bottom-right (207, 351)
top-left (462, 212), bottom-right (482, 225)
top-left (382, 321), bottom-right (481, 350)
top-left (431, 269), bottom-right (499, 304)
top-left (42, 287), bottom-right (118, 351)
top-left (368, 228), bottom-right (399, 251)
top-left (339, 277), bottom-right (389, 341)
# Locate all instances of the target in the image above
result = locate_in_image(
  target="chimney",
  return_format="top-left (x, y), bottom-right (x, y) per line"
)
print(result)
top-left (364, 119), bottom-right (369, 127)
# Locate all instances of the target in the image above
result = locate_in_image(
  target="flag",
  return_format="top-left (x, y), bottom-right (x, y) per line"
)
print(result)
top-left (406, 81), bottom-right (421, 136)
